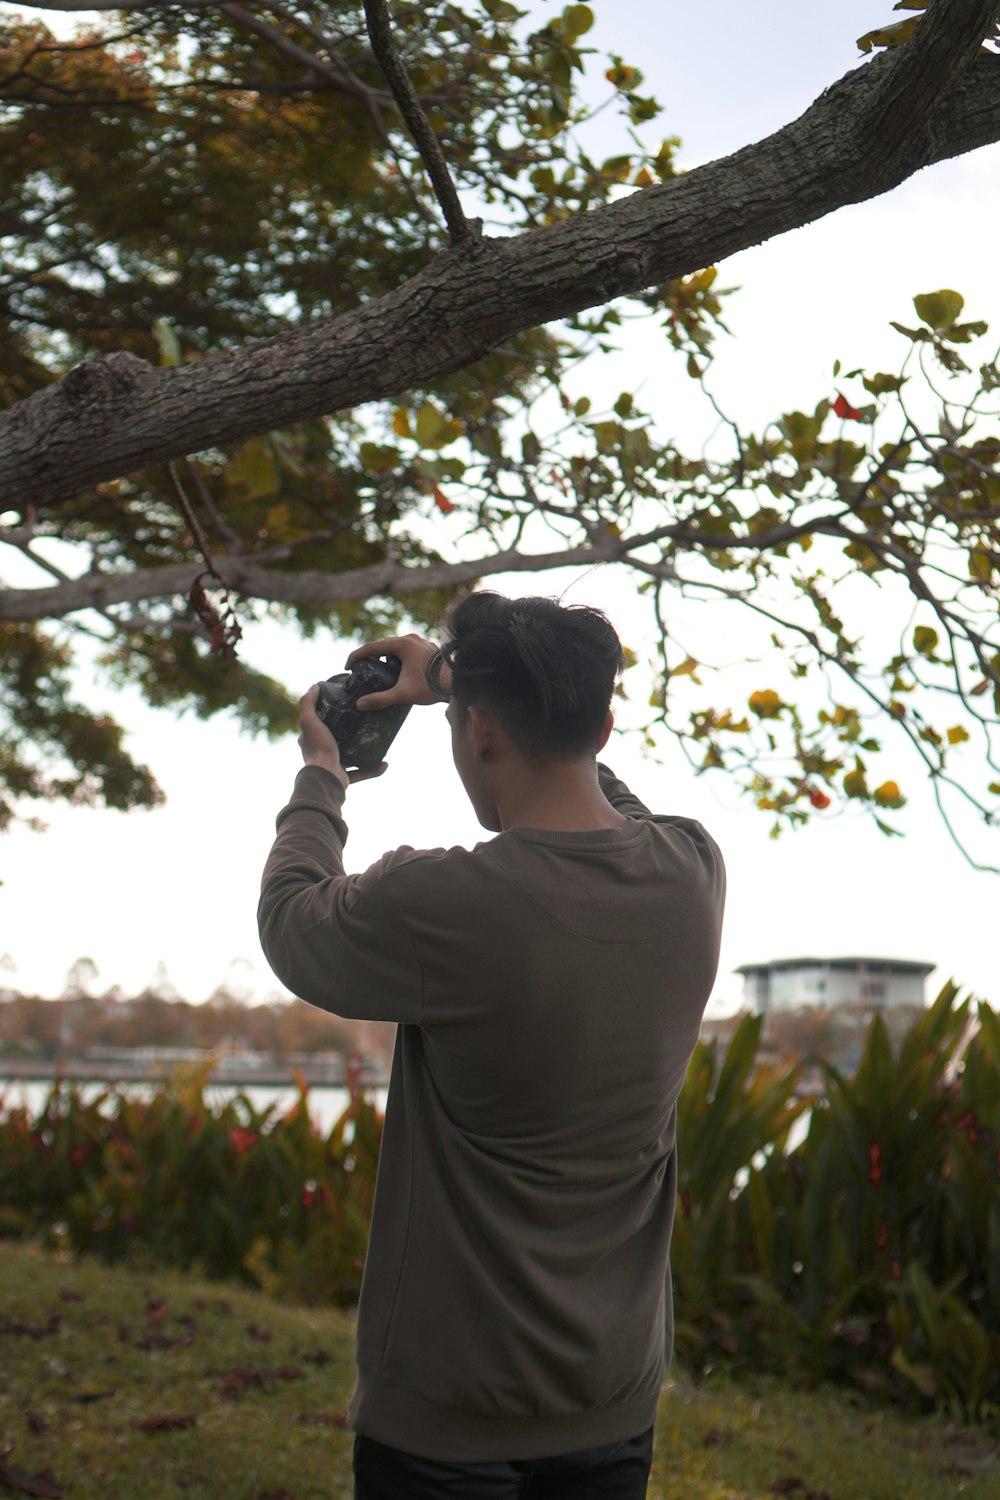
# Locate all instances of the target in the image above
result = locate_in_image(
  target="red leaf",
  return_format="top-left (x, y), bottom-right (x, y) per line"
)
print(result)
top-left (832, 392), bottom-right (863, 421)
top-left (433, 486), bottom-right (455, 514)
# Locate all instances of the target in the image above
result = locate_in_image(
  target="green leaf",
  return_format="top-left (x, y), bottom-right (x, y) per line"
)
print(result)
top-left (227, 437), bottom-right (279, 498)
top-left (415, 402), bottom-right (462, 450)
top-left (415, 402), bottom-right (447, 448)
top-left (912, 625), bottom-right (939, 656)
top-left (358, 442), bottom-right (402, 473)
top-left (862, 371), bottom-right (905, 396)
top-left (969, 549), bottom-right (994, 583)
top-left (562, 4), bottom-right (594, 40)
top-left (913, 289), bottom-right (964, 332)
top-left (481, 0), bottom-right (521, 21)
top-left (591, 420), bottom-right (622, 453)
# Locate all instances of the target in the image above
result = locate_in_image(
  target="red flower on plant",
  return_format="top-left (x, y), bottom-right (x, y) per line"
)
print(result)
top-left (867, 1141), bottom-right (882, 1187)
top-left (808, 787), bottom-right (831, 810)
top-left (70, 1143), bottom-right (96, 1166)
top-left (229, 1127), bottom-right (260, 1157)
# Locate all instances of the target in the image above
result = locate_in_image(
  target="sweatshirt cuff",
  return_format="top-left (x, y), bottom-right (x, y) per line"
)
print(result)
top-left (274, 764), bottom-right (349, 842)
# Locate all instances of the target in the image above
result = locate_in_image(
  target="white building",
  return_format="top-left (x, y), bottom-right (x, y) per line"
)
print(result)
top-left (737, 956), bottom-right (934, 1014)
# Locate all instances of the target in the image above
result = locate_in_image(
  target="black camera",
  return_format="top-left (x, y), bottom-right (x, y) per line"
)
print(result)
top-left (314, 655), bottom-right (410, 772)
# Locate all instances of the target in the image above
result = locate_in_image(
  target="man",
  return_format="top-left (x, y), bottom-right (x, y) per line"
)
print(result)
top-left (258, 591), bottom-right (725, 1500)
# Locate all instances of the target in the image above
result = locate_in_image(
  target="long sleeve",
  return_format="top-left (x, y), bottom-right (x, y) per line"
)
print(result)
top-left (257, 765), bottom-right (423, 1022)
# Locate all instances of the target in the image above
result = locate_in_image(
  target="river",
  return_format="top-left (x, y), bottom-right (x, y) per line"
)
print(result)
top-left (0, 1078), bottom-right (389, 1136)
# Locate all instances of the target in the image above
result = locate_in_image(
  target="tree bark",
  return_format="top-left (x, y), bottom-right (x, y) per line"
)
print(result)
top-left (1, 0), bottom-right (998, 511)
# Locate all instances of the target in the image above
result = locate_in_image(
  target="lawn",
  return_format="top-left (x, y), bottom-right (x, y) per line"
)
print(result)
top-left (0, 1244), bottom-right (995, 1500)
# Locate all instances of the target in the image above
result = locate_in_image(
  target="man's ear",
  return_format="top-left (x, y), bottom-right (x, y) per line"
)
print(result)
top-left (467, 705), bottom-right (500, 762)
top-left (596, 707), bottom-right (614, 753)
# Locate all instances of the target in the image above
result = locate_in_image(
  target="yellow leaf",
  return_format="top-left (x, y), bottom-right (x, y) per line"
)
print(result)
top-left (749, 689), bottom-right (782, 719)
top-left (669, 656), bottom-right (700, 682)
top-left (392, 408), bottom-right (412, 438)
top-left (857, 15), bottom-right (918, 52)
top-left (946, 725), bottom-right (970, 745)
top-left (874, 779), bottom-right (903, 807)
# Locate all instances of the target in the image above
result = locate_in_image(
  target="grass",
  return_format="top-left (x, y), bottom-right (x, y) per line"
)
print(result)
top-left (1, 1243), bottom-right (996, 1500)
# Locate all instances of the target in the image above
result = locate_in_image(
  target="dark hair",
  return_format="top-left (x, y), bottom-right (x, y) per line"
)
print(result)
top-left (428, 591), bottom-right (625, 761)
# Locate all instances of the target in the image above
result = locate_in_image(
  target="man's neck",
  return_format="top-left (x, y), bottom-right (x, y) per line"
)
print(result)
top-left (495, 762), bottom-right (626, 833)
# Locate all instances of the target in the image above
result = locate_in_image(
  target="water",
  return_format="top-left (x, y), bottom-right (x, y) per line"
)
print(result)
top-left (0, 1078), bottom-right (389, 1136)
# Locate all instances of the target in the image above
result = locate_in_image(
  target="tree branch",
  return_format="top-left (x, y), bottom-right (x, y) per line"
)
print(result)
top-left (0, 535), bottom-right (631, 623)
top-left (216, 3), bottom-right (389, 110)
top-left (361, 0), bottom-right (473, 244)
top-left (2, 2), bottom-right (998, 508)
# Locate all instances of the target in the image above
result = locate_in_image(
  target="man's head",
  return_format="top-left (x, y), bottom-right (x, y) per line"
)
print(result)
top-left (429, 592), bottom-right (625, 829)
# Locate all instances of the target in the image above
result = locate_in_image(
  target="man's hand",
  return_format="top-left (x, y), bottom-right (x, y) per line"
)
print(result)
top-left (298, 685), bottom-right (387, 791)
top-left (346, 633), bottom-right (452, 710)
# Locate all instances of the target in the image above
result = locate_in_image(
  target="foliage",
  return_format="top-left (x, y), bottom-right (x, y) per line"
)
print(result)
top-left (4, 1244), bottom-right (997, 1500)
top-left (674, 986), bottom-right (1000, 1424)
top-left (1, 988), bottom-right (997, 1423)
top-left (0, 1066), bottom-right (382, 1305)
top-left (0, 6), bottom-right (997, 854)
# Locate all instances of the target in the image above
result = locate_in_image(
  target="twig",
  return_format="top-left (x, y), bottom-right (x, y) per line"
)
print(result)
top-left (165, 462), bottom-right (243, 662)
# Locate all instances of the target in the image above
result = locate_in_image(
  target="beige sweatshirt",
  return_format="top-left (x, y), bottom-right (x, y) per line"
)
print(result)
top-left (258, 762), bottom-right (725, 1462)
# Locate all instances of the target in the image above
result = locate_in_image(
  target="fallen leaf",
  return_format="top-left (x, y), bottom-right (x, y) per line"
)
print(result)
top-left (134, 1414), bottom-right (197, 1434)
top-left (246, 1324), bottom-right (273, 1343)
top-left (221, 1368), bottom-right (263, 1399)
top-left (0, 1317), bottom-right (60, 1340)
top-left (0, 1458), bottom-right (64, 1497)
top-left (220, 1366), bottom-right (303, 1398)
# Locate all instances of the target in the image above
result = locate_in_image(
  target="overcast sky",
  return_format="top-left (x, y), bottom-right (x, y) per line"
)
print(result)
top-left (1, 2), bottom-right (997, 1013)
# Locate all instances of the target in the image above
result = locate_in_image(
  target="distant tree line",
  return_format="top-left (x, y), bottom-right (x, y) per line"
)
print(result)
top-left (0, 985), bottom-right (395, 1064)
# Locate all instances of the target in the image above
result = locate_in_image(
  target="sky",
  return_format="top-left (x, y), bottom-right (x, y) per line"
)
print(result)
top-left (1, 2), bottom-right (998, 1014)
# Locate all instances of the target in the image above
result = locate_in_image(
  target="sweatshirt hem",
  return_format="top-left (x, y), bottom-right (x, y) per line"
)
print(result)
top-left (347, 1378), bottom-right (663, 1463)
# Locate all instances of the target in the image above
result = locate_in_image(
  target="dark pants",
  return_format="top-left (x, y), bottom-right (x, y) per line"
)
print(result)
top-left (353, 1427), bottom-right (654, 1499)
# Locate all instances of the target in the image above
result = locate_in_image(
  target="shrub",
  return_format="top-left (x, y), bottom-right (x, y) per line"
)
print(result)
top-left (2, 987), bottom-right (996, 1423)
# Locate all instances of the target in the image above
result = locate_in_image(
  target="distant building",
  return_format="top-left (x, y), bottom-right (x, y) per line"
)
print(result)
top-left (736, 956), bottom-right (934, 1014)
